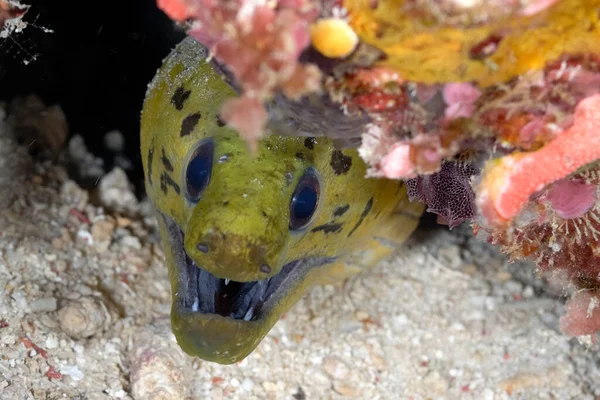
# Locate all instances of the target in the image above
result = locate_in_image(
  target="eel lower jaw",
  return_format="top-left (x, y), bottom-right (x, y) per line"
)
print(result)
top-left (180, 254), bottom-right (326, 322)
top-left (160, 212), bottom-right (335, 363)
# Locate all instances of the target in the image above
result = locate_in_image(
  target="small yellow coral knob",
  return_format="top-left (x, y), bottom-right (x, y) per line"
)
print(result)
top-left (310, 18), bottom-right (359, 59)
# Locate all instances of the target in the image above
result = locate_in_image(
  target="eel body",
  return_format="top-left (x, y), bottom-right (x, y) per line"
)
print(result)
top-left (140, 37), bottom-right (424, 364)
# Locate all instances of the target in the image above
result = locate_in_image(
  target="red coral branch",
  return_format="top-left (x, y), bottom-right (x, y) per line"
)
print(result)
top-left (20, 337), bottom-right (48, 359)
top-left (45, 366), bottom-right (63, 380)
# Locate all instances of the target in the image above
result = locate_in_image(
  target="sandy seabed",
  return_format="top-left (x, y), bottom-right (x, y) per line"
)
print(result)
top-left (1, 109), bottom-right (600, 400)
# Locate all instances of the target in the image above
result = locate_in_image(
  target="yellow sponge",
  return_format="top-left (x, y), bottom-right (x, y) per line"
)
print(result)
top-left (310, 18), bottom-right (359, 59)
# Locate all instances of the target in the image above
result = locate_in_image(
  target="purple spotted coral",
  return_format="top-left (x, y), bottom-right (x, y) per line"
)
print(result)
top-left (406, 159), bottom-right (479, 229)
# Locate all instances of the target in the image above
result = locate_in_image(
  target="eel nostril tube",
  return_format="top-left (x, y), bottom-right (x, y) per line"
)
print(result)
top-left (196, 243), bottom-right (209, 254)
top-left (259, 264), bottom-right (271, 274)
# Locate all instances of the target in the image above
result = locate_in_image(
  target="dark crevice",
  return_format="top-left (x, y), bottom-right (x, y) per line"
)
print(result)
top-left (0, 0), bottom-right (185, 197)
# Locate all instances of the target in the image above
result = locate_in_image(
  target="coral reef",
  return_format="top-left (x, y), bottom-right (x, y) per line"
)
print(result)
top-left (348, 0), bottom-right (600, 341)
top-left (155, 0), bottom-right (600, 341)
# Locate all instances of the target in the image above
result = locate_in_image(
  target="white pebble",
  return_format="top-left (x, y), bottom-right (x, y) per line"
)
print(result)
top-left (60, 365), bottom-right (84, 381)
top-left (1, 334), bottom-right (16, 345)
top-left (485, 297), bottom-right (496, 311)
top-left (451, 322), bottom-right (466, 331)
top-left (323, 356), bottom-right (350, 380)
top-left (104, 130), bottom-right (125, 152)
top-left (482, 388), bottom-right (495, 400)
top-left (263, 381), bottom-right (278, 392)
top-left (45, 335), bottom-right (58, 349)
top-left (121, 236), bottom-right (141, 249)
top-left (241, 378), bottom-right (254, 391)
top-left (29, 297), bottom-right (58, 313)
top-left (394, 314), bottom-right (409, 328)
top-left (77, 230), bottom-right (94, 245)
top-left (74, 344), bottom-right (85, 354)
top-left (505, 280), bottom-right (523, 293)
top-left (310, 355), bottom-right (323, 365)
top-left (523, 286), bottom-right (535, 298)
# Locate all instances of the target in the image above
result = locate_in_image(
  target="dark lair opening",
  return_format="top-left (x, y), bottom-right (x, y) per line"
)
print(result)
top-left (0, 0), bottom-right (184, 196)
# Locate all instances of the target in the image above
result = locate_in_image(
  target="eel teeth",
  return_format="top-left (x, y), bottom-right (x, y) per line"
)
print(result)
top-left (243, 306), bottom-right (254, 321)
top-left (225, 278), bottom-right (230, 286)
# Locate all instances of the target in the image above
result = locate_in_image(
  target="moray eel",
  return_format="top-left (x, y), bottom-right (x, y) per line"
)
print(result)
top-left (140, 37), bottom-right (424, 364)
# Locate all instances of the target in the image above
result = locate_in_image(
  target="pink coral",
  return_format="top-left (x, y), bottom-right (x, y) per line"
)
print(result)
top-left (442, 82), bottom-right (481, 120)
top-left (156, 0), bottom-right (321, 144)
top-left (380, 143), bottom-right (417, 179)
top-left (220, 97), bottom-right (267, 152)
top-left (156, 0), bottom-right (191, 20)
top-left (517, 118), bottom-right (546, 148)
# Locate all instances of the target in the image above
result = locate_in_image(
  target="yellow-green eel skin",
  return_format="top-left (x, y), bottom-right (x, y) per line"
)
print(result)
top-left (140, 37), bottom-right (424, 364)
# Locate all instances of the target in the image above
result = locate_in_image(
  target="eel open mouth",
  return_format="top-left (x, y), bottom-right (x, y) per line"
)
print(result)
top-left (162, 214), bottom-right (335, 323)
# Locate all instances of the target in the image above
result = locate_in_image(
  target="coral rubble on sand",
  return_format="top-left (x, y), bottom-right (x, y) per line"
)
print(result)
top-left (156, 0), bottom-right (600, 340)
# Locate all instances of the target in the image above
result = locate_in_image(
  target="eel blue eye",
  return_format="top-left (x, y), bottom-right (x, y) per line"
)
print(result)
top-left (186, 140), bottom-right (214, 202)
top-left (289, 168), bottom-right (320, 230)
